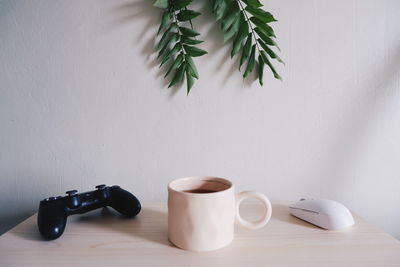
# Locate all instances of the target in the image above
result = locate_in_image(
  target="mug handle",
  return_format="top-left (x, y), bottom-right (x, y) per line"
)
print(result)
top-left (235, 191), bottom-right (272, 229)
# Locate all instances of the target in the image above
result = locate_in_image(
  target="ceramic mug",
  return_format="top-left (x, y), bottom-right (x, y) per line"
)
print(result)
top-left (168, 176), bottom-right (272, 251)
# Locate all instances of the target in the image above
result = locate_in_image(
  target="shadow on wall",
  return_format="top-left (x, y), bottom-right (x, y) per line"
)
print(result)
top-left (109, 0), bottom-right (160, 68)
top-left (110, 0), bottom-right (178, 96)
top-left (311, 45), bottom-right (400, 203)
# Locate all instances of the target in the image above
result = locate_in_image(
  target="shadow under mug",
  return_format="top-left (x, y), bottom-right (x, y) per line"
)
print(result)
top-left (168, 176), bottom-right (272, 252)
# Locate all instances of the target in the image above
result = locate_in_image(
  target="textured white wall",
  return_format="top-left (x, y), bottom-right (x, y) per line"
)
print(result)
top-left (1, 0), bottom-right (399, 238)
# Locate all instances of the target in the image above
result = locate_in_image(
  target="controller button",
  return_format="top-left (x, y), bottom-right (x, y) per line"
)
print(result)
top-left (66, 190), bottom-right (78, 196)
top-left (95, 184), bottom-right (106, 190)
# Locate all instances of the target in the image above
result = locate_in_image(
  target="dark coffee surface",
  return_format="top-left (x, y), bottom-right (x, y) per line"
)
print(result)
top-left (183, 189), bottom-right (219, 194)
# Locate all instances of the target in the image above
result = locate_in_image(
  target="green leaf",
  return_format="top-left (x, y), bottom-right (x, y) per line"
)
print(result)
top-left (213, 0), bottom-right (224, 11)
top-left (157, 42), bottom-right (169, 60)
top-left (164, 53), bottom-right (184, 78)
top-left (239, 33), bottom-right (252, 70)
top-left (242, 0), bottom-right (263, 8)
top-left (156, 23), bottom-right (177, 50)
top-left (231, 35), bottom-right (244, 58)
top-left (179, 27), bottom-right (200, 37)
top-left (245, 6), bottom-right (277, 23)
top-left (153, 0), bottom-right (168, 9)
top-left (173, 0), bottom-right (193, 10)
top-left (185, 55), bottom-right (199, 78)
top-left (168, 63), bottom-right (186, 87)
top-left (177, 10), bottom-right (201, 21)
top-left (258, 55), bottom-right (264, 85)
top-left (160, 42), bottom-right (181, 67)
top-left (156, 32), bottom-right (172, 51)
top-left (157, 33), bottom-right (178, 59)
top-left (244, 44), bottom-right (256, 78)
top-left (157, 12), bottom-right (172, 35)
top-left (250, 17), bottom-right (276, 38)
top-left (231, 14), bottom-right (248, 57)
top-left (258, 39), bottom-right (284, 64)
top-left (254, 27), bottom-right (280, 50)
top-left (221, 3), bottom-right (240, 31)
top-left (261, 51), bottom-right (282, 80)
top-left (181, 36), bottom-right (204, 45)
top-left (184, 45), bottom-right (208, 57)
top-left (223, 18), bottom-right (240, 42)
top-left (215, 0), bottom-right (228, 21)
top-left (186, 70), bottom-right (195, 94)
top-left (222, 11), bottom-right (239, 32)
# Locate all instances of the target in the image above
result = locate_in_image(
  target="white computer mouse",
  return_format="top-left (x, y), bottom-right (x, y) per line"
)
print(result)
top-left (289, 198), bottom-right (355, 230)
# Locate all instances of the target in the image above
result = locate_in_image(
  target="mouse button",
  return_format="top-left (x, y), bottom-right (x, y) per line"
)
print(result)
top-left (289, 207), bottom-right (319, 214)
top-left (324, 207), bottom-right (354, 220)
top-left (316, 200), bottom-right (350, 215)
top-left (290, 199), bottom-right (321, 212)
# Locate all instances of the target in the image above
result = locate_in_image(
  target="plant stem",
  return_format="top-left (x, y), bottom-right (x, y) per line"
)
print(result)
top-left (236, 0), bottom-right (261, 54)
top-left (184, 7), bottom-right (194, 30)
top-left (171, 9), bottom-right (187, 56)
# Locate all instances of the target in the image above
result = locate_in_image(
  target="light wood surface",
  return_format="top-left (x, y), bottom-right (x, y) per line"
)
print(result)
top-left (1, 202), bottom-right (400, 267)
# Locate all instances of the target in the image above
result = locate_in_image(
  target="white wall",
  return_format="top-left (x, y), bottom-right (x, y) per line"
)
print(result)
top-left (1, 0), bottom-right (399, 238)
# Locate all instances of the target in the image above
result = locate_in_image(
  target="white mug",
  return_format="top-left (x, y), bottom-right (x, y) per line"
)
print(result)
top-left (168, 176), bottom-right (272, 252)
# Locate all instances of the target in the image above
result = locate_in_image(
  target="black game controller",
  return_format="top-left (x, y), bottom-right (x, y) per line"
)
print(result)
top-left (37, 184), bottom-right (141, 240)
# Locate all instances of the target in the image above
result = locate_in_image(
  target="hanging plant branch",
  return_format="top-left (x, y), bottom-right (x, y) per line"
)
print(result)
top-left (151, 0), bottom-right (283, 94)
top-left (153, 0), bottom-right (207, 94)
top-left (212, 0), bottom-right (283, 85)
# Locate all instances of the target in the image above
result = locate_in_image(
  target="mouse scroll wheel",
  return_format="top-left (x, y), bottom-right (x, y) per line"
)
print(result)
top-left (300, 198), bottom-right (306, 201)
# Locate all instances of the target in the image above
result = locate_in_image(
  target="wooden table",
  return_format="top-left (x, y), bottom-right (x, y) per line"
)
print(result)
top-left (1, 202), bottom-right (400, 266)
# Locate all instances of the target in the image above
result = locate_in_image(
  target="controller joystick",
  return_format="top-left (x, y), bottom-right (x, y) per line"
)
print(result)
top-left (65, 190), bottom-right (81, 208)
top-left (37, 185), bottom-right (141, 240)
top-left (96, 184), bottom-right (106, 190)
